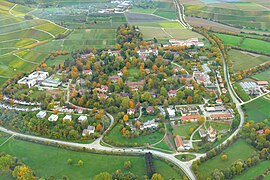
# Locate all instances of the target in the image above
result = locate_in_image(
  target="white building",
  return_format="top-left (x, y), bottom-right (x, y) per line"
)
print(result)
top-left (41, 79), bottom-right (62, 88)
top-left (36, 111), bottom-right (46, 118)
top-left (48, 114), bottom-right (58, 122)
top-left (18, 71), bottom-right (49, 88)
top-left (167, 108), bottom-right (176, 118)
top-left (63, 115), bottom-right (72, 121)
top-left (78, 115), bottom-right (87, 122)
top-left (140, 120), bottom-right (158, 130)
top-left (82, 126), bottom-right (95, 136)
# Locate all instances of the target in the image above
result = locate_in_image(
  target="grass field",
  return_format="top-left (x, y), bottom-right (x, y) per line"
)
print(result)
top-left (198, 139), bottom-right (256, 178)
top-left (173, 123), bottom-right (199, 138)
top-left (0, 136), bottom-right (182, 179)
top-left (233, 82), bottom-right (250, 102)
top-left (244, 94), bottom-right (270, 124)
top-left (175, 154), bottom-right (196, 162)
top-left (234, 160), bottom-right (270, 180)
top-left (216, 33), bottom-right (270, 54)
top-left (106, 123), bottom-right (164, 147)
top-left (251, 69), bottom-right (270, 83)
top-left (206, 121), bottom-right (231, 132)
top-left (228, 50), bottom-right (270, 72)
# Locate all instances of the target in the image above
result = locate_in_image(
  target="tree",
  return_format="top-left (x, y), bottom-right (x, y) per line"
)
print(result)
top-left (67, 158), bottom-right (73, 165)
top-left (78, 160), bottom-right (84, 166)
top-left (187, 96), bottom-right (193, 104)
top-left (221, 154), bottom-right (228, 161)
top-left (94, 172), bottom-right (112, 180)
top-left (0, 154), bottom-right (14, 172)
top-left (123, 161), bottom-right (132, 170)
top-left (123, 114), bottom-right (129, 122)
top-left (151, 173), bottom-right (164, 180)
top-left (12, 165), bottom-right (35, 180)
top-left (198, 116), bottom-right (206, 125)
top-left (96, 124), bottom-right (103, 132)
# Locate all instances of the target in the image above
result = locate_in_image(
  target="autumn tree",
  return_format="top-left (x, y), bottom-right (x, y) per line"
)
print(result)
top-left (12, 165), bottom-right (35, 180)
top-left (151, 173), bottom-right (164, 180)
top-left (187, 96), bottom-right (193, 104)
top-left (96, 124), bottom-right (103, 132)
top-left (94, 172), bottom-right (112, 180)
top-left (123, 114), bottom-right (129, 122)
top-left (221, 154), bottom-right (228, 161)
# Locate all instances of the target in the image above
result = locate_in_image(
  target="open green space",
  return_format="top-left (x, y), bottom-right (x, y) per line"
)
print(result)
top-left (106, 123), bottom-right (164, 147)
top-left (198, 139), bottom-right (256, 178)
top-left (234, 160), bottom-right (270, 180)
top-left (205, 121), bottom-right (231, 132)
top-left (175, 154), bottom-right (196, 162)
top-left (216, 34), bottom-right (242, 47)
top-left (233, 82), bottom-right (250, 102)
top-left (251, 69), bottom-right (270, 83)
top-left (244, 94), bottom-right (270, 124)
top-left (172, 123), bottom-right (199, 138)
top-left (152, 140), bottom-right (173, 152)
top-left (228, 49), bottom-right (270, 72)
top-left (0, 137), bottom-right (182, 179)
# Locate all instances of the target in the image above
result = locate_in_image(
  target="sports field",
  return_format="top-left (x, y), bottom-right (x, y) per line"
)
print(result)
top-left (228, 50), bottom-right (270, 72)
top-left (244, 94), bottom-right (270, 124)
top-left (0, 136), bottom-right (182, 179)
top-left (198, 139), bottom-right (255, 178)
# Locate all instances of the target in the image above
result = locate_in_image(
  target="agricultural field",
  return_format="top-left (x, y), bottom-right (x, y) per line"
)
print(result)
top-left (228, 50), bottom-right (270, 72)
top-left (0, 136), bottom-right (182, 179)
top-left (244, 94), bottom-right (270, 124)
top-left (183, 2), bottom-right (270, 30)
top-left (0, 0), bottom-right (69, 85)
top-left (251, 69), bottom-right (270, 83)
top-left (217, 33), bottom-right (270, 55)
top-left (198, 139), bottom-right (256, 178)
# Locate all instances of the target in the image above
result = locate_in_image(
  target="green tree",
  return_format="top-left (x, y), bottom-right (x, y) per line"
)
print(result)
top-left (94, 172), bottom-right (112, 180)
top-left (151, 173), bottom-right (164, 180)
top-left (67, 158), bottom-right (73, 165)
top-left (0, 154), bottom-right (14, 172)
top-left (78, 160), bottom-right (84, 166)
top-left (123, 161), bottom-right (132, 170)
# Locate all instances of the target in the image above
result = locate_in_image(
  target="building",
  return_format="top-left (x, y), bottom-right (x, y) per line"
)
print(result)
top-left (82, 69), bottom-right (93, 75)
top-left (140, 120), bottom-right (158, 130)
top-left (109, 76), bottom-right (120, 83)
top-left (41, 79), bottom-right (62, 88)
top-left (239, 82), bottom-right (260, 95)
top-left (167, 108), bottom-right (176, 118)
top-left (137, 48), bottom-right (158, 57)
top-left (205, 106), bottom-right (226, 112)
top-left (222, 88), bottom-right (227, 94)
top-left (126, 80), bottom-right (145, 90)
top-left (168, 90), bottom-right (177, 97)
top-left (169, 38), bottom-right (204, 47)
top-left (82, 126), bottom-right (95, 136)
top-left (127, 108), bottom-right (135, 115)
top-left (48, 114), bottom-right (58, 122)
top-left (146, 106), bottom-right (154, 114)
top-left (209, 113), bottom-right (234, 120)
top-left (198, 129), bottom-right (207, 138)
top-left (63, 115), bottom-right (72, 121)
top-left (216, 99), bottom-right (223, 105)
top-left (36, 111), bottom-right (46, 118)
top-left (18, 71), bottom-right (49, 88)
top-left (185, 84), bottom-right (194, 90)
top-left (207, 126), bottom-right (217, 142)
top-left (256, 81), bottom-right (269, 87)
top-left (174, 135), bottom-right (185, 151)
top-left (98, 93), bottom-right (108, 99)
top-left (78, 115), bottom-right (87, 122)
top-left (181, 115), bottom-right (201, 122)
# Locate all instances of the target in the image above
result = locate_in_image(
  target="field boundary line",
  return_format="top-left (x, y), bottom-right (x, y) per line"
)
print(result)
top-left (32, 27), bottom-right (55, 38)
top-left (8, 4), bottom-right (17, 17)
top-left (0, 134), bottom-right (14, 147)
top-left (13, 53), bottom-right (39, 65)
top-left (0, 39), bottom-right (20, 43)
top-left (0, 20), bottom-right (27, 28)
top-left (161, 28), bottom-right (173, 38)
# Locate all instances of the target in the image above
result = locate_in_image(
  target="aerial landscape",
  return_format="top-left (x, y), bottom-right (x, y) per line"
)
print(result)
top-left (0, 0), bottom-right (269, 179)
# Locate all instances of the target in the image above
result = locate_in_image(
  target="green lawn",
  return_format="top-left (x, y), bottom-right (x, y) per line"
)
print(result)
top-left (228, 49), bottom-right (270, 72)
top-left (206, 121), bottom-right (231, 132)
top-left (152, 140), bottom-right (173, 152)
top-left (240, 38), bottom-right (270, 55)
top-left (175, 154), bottom-right (196, 162)
top-left (0, 137), bottom-right (182, 179)
top-left (106, 123), bottom-right (164, 146)
top-left (173, 123), bottom-right (199, 138)
top-left (129, 8), bottom-right (157, 14)
top-left (233, 82), bottom-right (250, 102)
top-left (216, 34), bottom-right (243, 47)
top-left (198, 139), bottom-right (256, 178)
top-left (234, 160), bottom-right (270, 180)
top-left (244, 94), bottom-right (270, 124)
